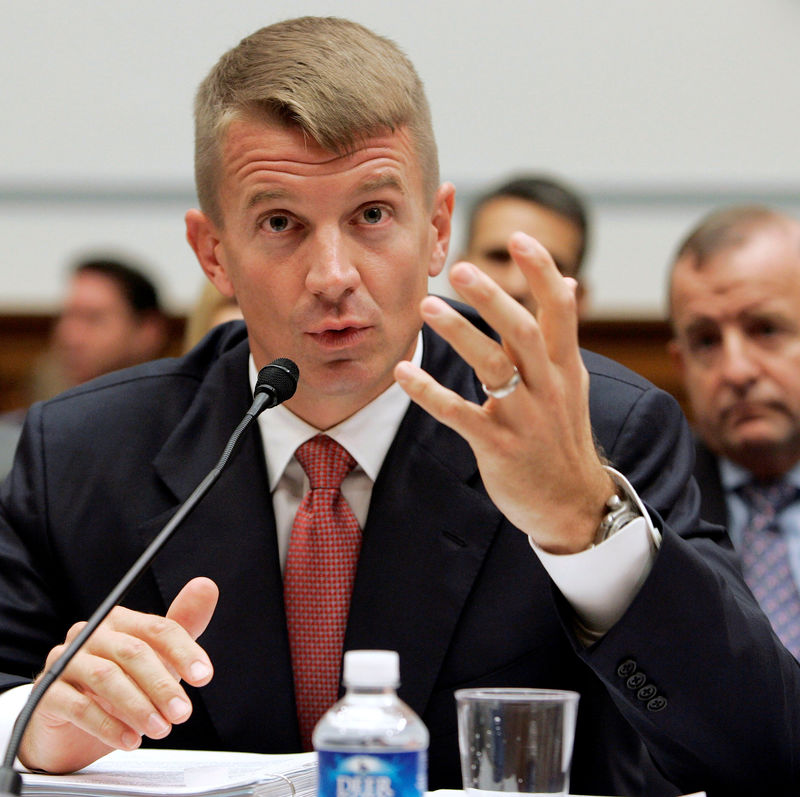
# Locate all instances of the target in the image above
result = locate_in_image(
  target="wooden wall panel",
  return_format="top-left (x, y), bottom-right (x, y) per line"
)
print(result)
top-left (0, 315), bottom-right (687, 419)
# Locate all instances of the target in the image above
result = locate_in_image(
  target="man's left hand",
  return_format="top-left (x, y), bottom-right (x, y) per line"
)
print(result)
top-left (395, 231), bottom-right (613, 554)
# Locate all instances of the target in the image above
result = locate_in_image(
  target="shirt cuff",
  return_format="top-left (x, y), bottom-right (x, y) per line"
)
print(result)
top-left (529, 467), bottom-right (661, 637)
top-left (0, 683), bottom-right (32, 765)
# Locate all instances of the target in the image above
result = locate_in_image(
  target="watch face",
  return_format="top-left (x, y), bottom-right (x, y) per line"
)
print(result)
top-left (599, 494), bottom-right (641, 542)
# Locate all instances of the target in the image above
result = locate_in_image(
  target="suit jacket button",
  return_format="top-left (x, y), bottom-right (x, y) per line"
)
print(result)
top-left (626, 672), bottom-right (647, 690)
top-left (637, 684), bottom-right (657, 701)
top-left (647, 696), bottom-right (668, 712)
top-left (617, 659), bottom-right (637, 678)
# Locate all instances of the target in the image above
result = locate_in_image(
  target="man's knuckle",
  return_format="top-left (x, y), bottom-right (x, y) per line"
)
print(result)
top-left (67, 691), bottom-right (94, 722)
top-left (150, 674), bottom-right (179, 696)
top-left (107, 606), bottom-right (129, 624)
top-left (116, 637), bottom-right (148, 664)
top-left (510, 315), bottom-right (537, 345)
top-left (437, 394), bottom-right (462, 423)
top-left (66, 621), bottom-right (87, 640)
top-left (96, 713), bottom-right (121, 741)
top-left (146, 615), bottom-right (178, 638)
top-left (87, 659), bottom-right (117, 686)
top-left (485, 347), bottom-right (510, 376)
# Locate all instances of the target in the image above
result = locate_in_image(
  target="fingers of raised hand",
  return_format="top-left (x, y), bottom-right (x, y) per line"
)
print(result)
top-left (418, 296), bottom-right (522, 397)
top-left (451, 233), bottom-right (580, 366)
top-left (395, 359), bottom-right (484, 436)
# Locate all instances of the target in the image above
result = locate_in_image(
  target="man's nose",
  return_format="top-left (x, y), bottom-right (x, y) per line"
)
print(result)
top-left (719, 332), bottom-right (760, 388)
top-left (305, 229), bottom-right (360, 301)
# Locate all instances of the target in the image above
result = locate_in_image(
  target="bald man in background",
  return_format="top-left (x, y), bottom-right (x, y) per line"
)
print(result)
top-left (669, 205), bottom-right (800, 658)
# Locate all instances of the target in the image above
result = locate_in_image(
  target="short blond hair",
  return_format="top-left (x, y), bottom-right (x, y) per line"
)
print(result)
top-left (194, 16), bottom-right (439, 224)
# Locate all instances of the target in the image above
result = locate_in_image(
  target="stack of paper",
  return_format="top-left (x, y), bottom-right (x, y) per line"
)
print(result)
top-left (20, 749), bottom-right (317, 797)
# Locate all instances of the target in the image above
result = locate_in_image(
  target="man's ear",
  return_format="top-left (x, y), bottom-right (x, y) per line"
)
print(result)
top-left (185, 209), bottom-right (235, 297)
top-left (428, 182), bottom-right (456, 278)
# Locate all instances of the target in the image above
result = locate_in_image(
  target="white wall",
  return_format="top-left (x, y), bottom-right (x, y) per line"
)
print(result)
top-left (3, 0), bottom-right (799, 316)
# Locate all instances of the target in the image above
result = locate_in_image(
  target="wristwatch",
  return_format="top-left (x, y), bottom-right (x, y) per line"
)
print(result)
top-left (595, 491), bottom-right (641, 545)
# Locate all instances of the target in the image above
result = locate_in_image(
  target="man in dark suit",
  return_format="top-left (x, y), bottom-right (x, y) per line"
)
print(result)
top-left (1, 18), bottom-right (799, 797)
top-left (669, 205), bottom-right (800, 662)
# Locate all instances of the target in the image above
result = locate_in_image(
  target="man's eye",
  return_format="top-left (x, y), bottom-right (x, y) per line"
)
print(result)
top-left (267, 215), bottom-right (290, 232)
top-left (689, 333), bottom-right (718, 353)
top-left (485, 248), bottom-right (512, 265)
top-left (362, 206), bottom-right (384, 224)
top-left (752, 321), bottom-right (778, 338)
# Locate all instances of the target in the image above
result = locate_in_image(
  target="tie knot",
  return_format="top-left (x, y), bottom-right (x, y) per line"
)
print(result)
top-left (295, 434), bottom-right (357, 490)
top-left (738, 480), bottom-right (799, 519)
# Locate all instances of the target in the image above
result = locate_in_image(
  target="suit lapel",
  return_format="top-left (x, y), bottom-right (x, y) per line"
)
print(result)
top-left (142, 341), bottom-right (299, 751)
top-left (346, 324), bottom-right (506, 714)
top-left (694, 439), bottom-right (729, 527)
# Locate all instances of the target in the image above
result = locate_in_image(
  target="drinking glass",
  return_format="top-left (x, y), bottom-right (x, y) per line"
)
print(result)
top-left (455, 688), bottom-right (580, 797)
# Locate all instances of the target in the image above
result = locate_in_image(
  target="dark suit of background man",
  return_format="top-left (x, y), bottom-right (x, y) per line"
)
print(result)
top-left (1, 17), bottom-right (799, 797)
top-left (669, 205), bottom-right (800, 659)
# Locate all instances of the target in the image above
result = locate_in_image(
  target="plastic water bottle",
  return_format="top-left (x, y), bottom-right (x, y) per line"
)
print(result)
top-left (313, 649), bottom-right (429, 797)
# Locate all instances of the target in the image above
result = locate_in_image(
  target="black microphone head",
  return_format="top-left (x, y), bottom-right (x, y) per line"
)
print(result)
top-left (255, 358), bottom-right (300, 407)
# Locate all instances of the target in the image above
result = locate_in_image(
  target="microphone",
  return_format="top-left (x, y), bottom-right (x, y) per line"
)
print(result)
top-left (0, 357), bottom-right (299, 797)
top-left (254, 357), bottom-right (300, 411)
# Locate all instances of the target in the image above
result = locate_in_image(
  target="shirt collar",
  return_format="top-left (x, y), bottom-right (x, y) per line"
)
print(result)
top-left (719, 456), bottom-right (800, 492)
top-left (250, 332), bottom-right (423, 491)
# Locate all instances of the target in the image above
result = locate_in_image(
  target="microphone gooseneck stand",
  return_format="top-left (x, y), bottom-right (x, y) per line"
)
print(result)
top-left (0, 357), bottom-right (300, 797)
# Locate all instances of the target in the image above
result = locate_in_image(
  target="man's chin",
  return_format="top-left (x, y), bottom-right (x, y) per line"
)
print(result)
top-left (721, 426), bottom-right (793, 465)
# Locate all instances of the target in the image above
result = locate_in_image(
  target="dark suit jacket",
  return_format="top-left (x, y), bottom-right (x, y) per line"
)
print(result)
top-left (693, 439), bottom-right (730, 528)
top-left (2, 317), bottom-right (799, 797)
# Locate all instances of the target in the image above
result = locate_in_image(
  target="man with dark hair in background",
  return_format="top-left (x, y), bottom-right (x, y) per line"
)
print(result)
top-left (0, 256), bottom-right (169, 480)
top-left (47, 256), bottom-right (169, 392)
top-left (461, 175), bottom-right (590, 316)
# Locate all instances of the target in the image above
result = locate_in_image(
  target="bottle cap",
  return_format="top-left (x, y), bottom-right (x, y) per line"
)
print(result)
top-left (343, 650), bottom-right (400, 687)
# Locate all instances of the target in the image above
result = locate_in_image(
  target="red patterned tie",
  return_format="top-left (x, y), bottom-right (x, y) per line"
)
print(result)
top-left (284, 434), bottom-right (362, 749)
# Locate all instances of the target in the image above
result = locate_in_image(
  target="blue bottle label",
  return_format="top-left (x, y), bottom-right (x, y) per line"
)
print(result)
top-left (317, 750), bottom-right (427, 797)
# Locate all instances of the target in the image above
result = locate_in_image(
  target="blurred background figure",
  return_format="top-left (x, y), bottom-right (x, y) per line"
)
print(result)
top-left (459, 174), bottom-right (590, 316)
top-left (668, 205), bottom-right (800, 658)
top-left (34, 256), bottom-right (169, 400)
top-left (182, 281), bottom-right (243, 353)
top-left (2, 255), bottom-right (169, 480)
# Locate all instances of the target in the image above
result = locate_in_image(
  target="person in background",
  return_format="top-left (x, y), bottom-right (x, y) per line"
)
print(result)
top-left (1, 256), bottom-right (169, 478)
top-left (1, 18), bottom-right (799, 797)
top-left (668, 205), bottom-right (800, 659)
top-left (182, 281), bottom-right (243, 353)
top-left (41, 256), bottom-right (169, 397)
top-left (460, 174), bottom-right (590, 316)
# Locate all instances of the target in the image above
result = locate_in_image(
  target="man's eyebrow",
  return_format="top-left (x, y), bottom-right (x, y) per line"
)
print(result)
top-left (355, 174), bottom-right (407, 195)
top-left (246, 188), bottom-right (290, 211)
top-left (684, 316), bottom-right (717, 336)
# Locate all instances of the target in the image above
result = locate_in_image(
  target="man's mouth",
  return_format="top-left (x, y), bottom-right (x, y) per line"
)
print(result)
top-left (307, 325), bottom-right (369, 348)
top-left (723, 401), bottom-right (772, 426)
